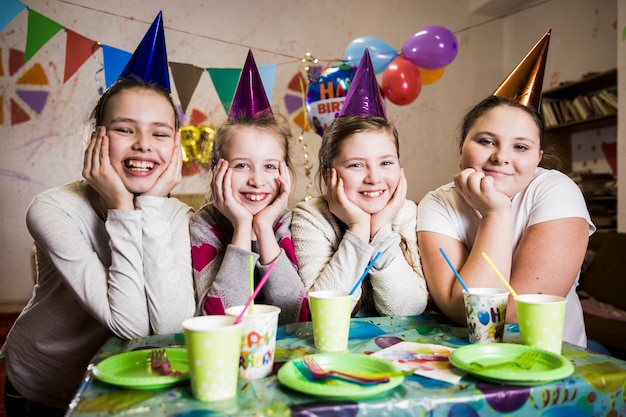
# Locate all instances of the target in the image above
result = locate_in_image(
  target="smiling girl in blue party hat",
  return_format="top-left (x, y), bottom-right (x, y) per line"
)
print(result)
top-left (1, 12), bottom-right (195, 415)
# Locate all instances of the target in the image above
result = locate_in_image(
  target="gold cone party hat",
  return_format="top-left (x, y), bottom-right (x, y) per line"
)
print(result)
top-left (493, 29), bottom-right (551, 110)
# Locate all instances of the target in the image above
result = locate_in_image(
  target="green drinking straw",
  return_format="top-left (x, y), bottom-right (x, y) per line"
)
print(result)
top-left (249, 254), bottom-right (254, 313)
top-left (439, 247), bottom-right (469, 292)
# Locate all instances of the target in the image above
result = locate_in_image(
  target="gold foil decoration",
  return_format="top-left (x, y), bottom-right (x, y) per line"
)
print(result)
top-left (179, 124), bottom-right (214, 170)
top-left (493, 29), bottom-right (551, 110)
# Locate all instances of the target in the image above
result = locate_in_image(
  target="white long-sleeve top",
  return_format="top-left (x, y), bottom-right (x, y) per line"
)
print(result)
top-left (0, 181), bottom-right (195, 408)
top-left (292, 197), bottom-right (428, 317)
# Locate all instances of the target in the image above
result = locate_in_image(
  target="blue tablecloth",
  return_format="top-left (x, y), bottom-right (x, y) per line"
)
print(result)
top-left (67, 314), bottom-right (626, 416)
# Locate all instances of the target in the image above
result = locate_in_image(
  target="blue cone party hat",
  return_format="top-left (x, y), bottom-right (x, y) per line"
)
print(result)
top-left (228, 50), bottom-right (273, 120)
top-left (492, 29), bottom-right (550, 110)
top-left (117, 11), bottom-right (171, 92)
top-left (338, 49), bottom-right (386, 119)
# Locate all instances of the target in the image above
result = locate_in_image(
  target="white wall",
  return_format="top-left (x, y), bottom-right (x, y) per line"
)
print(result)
top-left (0, 0), bottom-right (617, 303)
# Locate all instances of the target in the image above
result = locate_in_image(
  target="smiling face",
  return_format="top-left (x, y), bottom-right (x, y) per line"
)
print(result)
top-left (222, 126), bottom-right (286, 215)
top-left (460, 105), bottom-right (543, 198)
top-left (332, 130), bottom-right (401, 214)
top-left (102, 87), bottom-right (177, 194)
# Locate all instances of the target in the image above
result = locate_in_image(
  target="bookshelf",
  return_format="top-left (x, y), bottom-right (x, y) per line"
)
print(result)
top-left (542, 68), bottom-right (617, 232)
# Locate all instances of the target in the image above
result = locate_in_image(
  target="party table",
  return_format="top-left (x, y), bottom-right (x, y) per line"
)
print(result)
top-left (66, 314), bottom-right (626, 416)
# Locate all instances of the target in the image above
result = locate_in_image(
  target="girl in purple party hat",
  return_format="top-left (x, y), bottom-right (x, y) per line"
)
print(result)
top-left (1, 12), bottom-right (195, 415)
top-left (292, 49), bottom-right (429, 317)
top-left (190, 50), bottom-right (307, 325)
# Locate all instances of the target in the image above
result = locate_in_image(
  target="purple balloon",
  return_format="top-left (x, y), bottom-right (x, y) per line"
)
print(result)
top-left (402, 26), bottom-right (458, 69)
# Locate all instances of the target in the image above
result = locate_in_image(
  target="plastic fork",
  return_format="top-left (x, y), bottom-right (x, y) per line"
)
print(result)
top-left (294, 360), bottom-right (382, 385)
top-left (301, 356), bottom-right (391, 385)
top-left (150, 349), bottom-right (181, 376)
top-left (470, 350), bottom-right (543, 371)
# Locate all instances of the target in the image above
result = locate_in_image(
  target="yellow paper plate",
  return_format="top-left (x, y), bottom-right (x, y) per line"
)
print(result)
top-left (93, 348), bottom-right (189, 390)
top-left (277, 353), bottom-right (404, 399)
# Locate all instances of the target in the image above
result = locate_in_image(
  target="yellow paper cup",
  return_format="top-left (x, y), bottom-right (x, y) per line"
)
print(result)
top-left (182, 315), bottom-right (242, 402)
top-left (308, 290), bottom-right (352, 352)
top-left (463, 288), bottom-right (509, 343)
top-left (225, 304), bottom-right (281, 380)
top-left (515, 294), bottom-right (567, 354)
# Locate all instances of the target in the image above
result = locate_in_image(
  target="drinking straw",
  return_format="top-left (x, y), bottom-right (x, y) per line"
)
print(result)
top-left (234, 262), bottom-right (276, 325)
top-left (439, 247), bottom-right (469, 292)
top-left (349, 251), bottom-right (382, 296)
top-left (249, 254), bottom-right (254, 312)
top-left (481, 251), bottom-right (518, 298)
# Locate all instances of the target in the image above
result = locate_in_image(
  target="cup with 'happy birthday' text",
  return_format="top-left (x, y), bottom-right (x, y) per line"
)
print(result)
top-left (463, 287), bottom-right (509, 343)
top-left (182, 315), bottom-right (242, 402)
top-left (225, 304), bottom-right (281, 380)
top-left (515, 294), bottom-right (567, 354)
top-left (308, 290), bottom-right (353, 352)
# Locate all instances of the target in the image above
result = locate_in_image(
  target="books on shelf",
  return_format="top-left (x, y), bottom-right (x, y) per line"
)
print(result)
top-left (542, 88), bottom-right (617, 128)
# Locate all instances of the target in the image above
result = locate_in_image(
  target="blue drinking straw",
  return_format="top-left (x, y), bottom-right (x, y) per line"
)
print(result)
top-left (439, 247), bottom-right (470, 292)
top-left (349, 251), bottom-right (382, 296)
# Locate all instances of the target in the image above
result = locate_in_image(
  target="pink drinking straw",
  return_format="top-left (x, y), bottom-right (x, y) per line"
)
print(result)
top-left (234, 262), bottom-right (276, 324)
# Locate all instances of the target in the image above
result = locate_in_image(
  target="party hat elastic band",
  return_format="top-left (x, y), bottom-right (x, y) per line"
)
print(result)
top-left (117, 11), bottom-right (171, 92)
top-left (492, 29), bottom-right (551, 110)
top-left (228, 50), bottom-right (273, 120)
top-left (339, 49), bottom-right (386, 119)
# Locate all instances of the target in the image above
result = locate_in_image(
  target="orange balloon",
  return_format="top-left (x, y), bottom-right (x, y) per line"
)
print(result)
top-left (418, 67), bottom-right (445, 85)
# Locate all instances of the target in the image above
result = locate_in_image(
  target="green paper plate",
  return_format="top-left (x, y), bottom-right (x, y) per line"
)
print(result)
top-left (277, 353), bottom-right (404, 399)
top-left (449, 343), bottom-right (574, 386)
top-left (93, 348), bottom-right (189, 390)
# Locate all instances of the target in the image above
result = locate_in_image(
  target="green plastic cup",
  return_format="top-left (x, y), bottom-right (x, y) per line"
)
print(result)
top-left (182, 315), bottom-right (242, 402)
top-left (308, 290), bottom-right (353, 352)
top-left (515, 294), bottom-right (567, 354)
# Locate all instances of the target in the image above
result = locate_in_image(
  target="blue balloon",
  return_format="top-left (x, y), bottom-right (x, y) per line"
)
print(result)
top-left (344, 36), bottom-right (398, 74)
top-left (477, 310), bottom-right (490, 325)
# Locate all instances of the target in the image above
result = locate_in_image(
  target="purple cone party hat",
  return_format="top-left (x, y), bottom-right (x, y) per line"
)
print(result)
top-left (228, 50), bottom-right (273, 120)
top-left (338, 49), bottom-right (386, 119)
top-left (492, 29), bottom-right (551, 110)
top-left (117, 11), bottom-right (171, 92)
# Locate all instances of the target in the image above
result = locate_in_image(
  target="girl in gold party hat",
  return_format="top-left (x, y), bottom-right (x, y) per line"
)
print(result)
top-left (417, 30), bottom-right (594, 347)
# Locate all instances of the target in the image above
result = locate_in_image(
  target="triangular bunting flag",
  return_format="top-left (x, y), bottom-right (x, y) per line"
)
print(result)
top-left (24, 9), bottom-right (64, 64)
top-left (0, 0), bottom-right (27, 33)
top-left (258, 64), bottom-right (277, 103)
top-left (101, 44), bottom-right (131, 88)
top-left (10, 97), bottom-right (30, 124)
top-left (16, 90), bottom-right (48, 114)
top-left (64, 29), bottom-right (100, 83)
top-left (206, 67), bottom-right (241, 116)
top-left (170, 62), bottom-right (204, 114)
top-left (9, 48), bottom-right (24, 76)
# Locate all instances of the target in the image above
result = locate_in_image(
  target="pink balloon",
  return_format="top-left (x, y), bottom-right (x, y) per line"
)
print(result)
top-left (382, 55), bottom-right (422, 106)
top-left (402, 26), bottom-right (458, 69)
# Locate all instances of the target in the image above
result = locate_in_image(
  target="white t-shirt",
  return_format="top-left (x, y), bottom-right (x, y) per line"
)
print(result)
top-left (417, 167), bottom-right (595, 347)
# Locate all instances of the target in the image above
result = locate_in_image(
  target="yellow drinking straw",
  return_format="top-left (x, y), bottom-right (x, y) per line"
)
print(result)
top-left (481, 252), bottom-right (518, 298)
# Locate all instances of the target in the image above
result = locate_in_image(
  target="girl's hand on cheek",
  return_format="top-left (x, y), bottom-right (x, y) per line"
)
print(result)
top-left (254, 162), bottom-right (290, 229)
top-left (82, 126), bottom-right (133, 209)
top-left (326, 168), bottom-right (369, 228)
top-left (144, 132), bottom-right (182, 197)
top-left (212, 159), bottom-right (252, 227)
top-left (454, 168), bottom-right (510, 214)
top-left (371, 170), bottom-right (406, 236)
